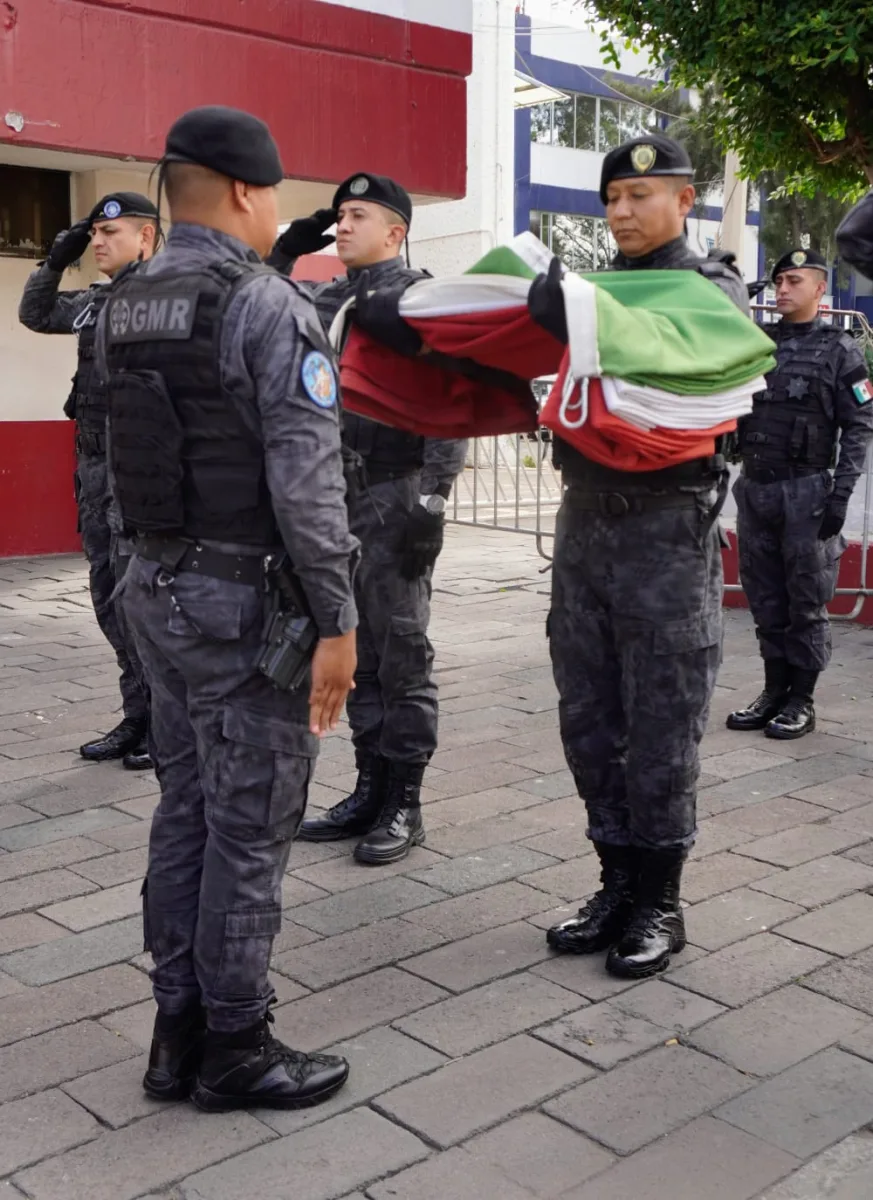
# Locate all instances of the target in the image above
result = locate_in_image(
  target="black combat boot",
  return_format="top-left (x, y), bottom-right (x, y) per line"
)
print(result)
top-left (765, 667), bottom-right (819, 740)
top-left (353, 762), bottom-right (426, 865)
top-left (606, 848), bottom-right (686, 979)
top-left (297, 753), bottom-right (388, 842)
top-left (546, 843), bottom-right (636, 953)
top-left (123, 730), bottom-right (153, 771)
top-left (80, 716), bottom-right (147, 762)
top-left (191, 1013), bottom-right (349, 1112)
top-left (142, 1004), bottom-right (206, 1101)
top-left (726, 658), bottom-right (790, 731)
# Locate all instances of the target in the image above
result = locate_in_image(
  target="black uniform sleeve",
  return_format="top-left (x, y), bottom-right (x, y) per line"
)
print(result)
top-left (837, 193), bottom-right (873, 281)
top-left (18, 263), bottom-right (96, 333)
top-left (833, 335), bottom-right (873, 500)
top-left (220, 275), bottom-right (359, 638)
top-left (421, 439), bottom-right (468, 496)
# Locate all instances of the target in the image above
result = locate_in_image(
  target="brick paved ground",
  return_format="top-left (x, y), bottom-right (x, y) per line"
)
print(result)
top-left (3, 526), bottom-right (873, 1198)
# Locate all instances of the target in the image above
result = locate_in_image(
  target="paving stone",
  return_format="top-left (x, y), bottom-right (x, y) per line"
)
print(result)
top-left (534, 1000), bottom-right (672, 1068)
top-left (99, 999), bottom-right (156, 1052)
top-left (62, 1054), bottom-right (178, 1128)
top-left (703, 747), bottom-right (794, 779)
top-left (395, 972), bottom-right (582, 1057)
top-left (531, 950), bottom-right (650, 1002)
top-left (802, 947), bottom-right (873, 1015)
top-left (180, 1109), bottom-right (427, 1200)
top-left (0, 868), bottom-right (98, 918)
top-left (679, 851), bottom-right (776, 903)
top-left (291, 877), bottom-right (448, 937)
top-left (692, 818), bottom-right (757, 858)
top-left (274, 966), bottom-right (448, 1051)
top-left (86, 820), bottom-right (152, 851)
top-left (716, 1047), bottom-right (873, 1158)
top-left (778, 893), bottom-right (873, 956)
top-left (843, 840), bottom-right (873, 867)
top-left (751, 855), bottom-right (873, 907)
top-left (520, 826), bottom-right (590, 860)
top-left (402, 880), bottom-right (555, 940)
top-left (0, 963), bottom-right (149, 1048)
top-left (0, 804), bottom-right (42, 831)
top-left (0, 911), bottom-right (67, 954)
top-left (669, 932), bottom-right (832, 1007)
top-left (375, 1033), bottom-right (591, 1148)
top-left (705, 797), bottom-right (832, 839)
top-left (257, 1025), bottom-right (447, 1136)
top-left (0, 1019), bottom-right (138, 1102)
top-left (790, 774), bottom-right (873, 811)
top-left (611, 979), bottom-right (726, 1032)
top-left (0, 970), bottom-right (22, 999)
top-left (290, 847), bottom-right (444, 894)
top-left (685, 888), bottom-right (804, 951)
top-left (423, 810), bottom-right (561, 857)
top-left (16, 1106), bottom-right (272, 1200)
top-left (0, 1088), bottom-right (101, 1175)
top-left (544, 1045), bottom-right (750, 1154)
top-left (423, 786), bottom-right (544, 825)
top-left (402, 921), bottom-right (551, 993)
top-left (759, 1132), bottom-right (873, 1199)
top-left (70, 847), bottom-right (148, 887)
top-left (735, 825), bottom-right (870, 868)
top-left (690, 984), bottom-right (866, 1075)
top-left (517, 855), bottom-right (599, 900)
top-left (39, 878), bottom-right (141, 931)
top-left (564, 1116), bottom-right (799, 1200)
top-left (462, 1112), bottom-right (615, 1197)
top-left (279, 875), bottom-right (330, 909)
top-left (407, 844), bottom-right (557, 896)
top-left (272, 920), bottom-right (321, 954)
top-left (0, 915), bottom-right (142, 984)
top-left (366, 1147), bottom-right (536, 1200)
top-left (0, 836), bottom-right (108, 883)
top-left (421, 761), bottom-right (538, 800)
top-left (0, 808), bottom-right (134, 851)
top-left (273, 918), bottom-right (450, 990)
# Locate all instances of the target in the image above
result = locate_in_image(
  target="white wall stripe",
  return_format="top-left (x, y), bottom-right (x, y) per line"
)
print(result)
top-left (317, 0), bottom-right (473, 36)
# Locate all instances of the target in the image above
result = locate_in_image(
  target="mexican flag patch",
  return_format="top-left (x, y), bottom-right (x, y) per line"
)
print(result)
top-left (852, 379), bottom-right (873, 405)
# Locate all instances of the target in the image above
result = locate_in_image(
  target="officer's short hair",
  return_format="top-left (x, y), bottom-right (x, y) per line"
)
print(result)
top-left (163, 161), bottom-right (227, 208)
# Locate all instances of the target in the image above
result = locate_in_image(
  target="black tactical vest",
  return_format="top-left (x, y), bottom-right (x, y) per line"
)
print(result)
top-left (104, 260), bottom-right (278, 544)
top-left (69, 288), bottom-right (112, 446)
top-left (343, 411), bottom-right (425, 476)
top-left (738, 320), bottom-right (841, 468)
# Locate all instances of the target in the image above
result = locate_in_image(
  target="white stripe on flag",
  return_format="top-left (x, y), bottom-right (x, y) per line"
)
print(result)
top-left (398, 275), bottom-right (532, 318)
top-left (562, 273), bottom-right (600, 379)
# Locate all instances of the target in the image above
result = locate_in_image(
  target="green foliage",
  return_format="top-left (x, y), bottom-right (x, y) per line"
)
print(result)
top-left (758, 173), bottom-right (853, 270)
top-left (587, 1), bottom-right (873, 197)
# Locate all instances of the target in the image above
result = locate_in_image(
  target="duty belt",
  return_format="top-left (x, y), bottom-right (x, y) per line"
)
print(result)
top-left (75, 430), bottom-right (107, 458)
top-left (741, 462), bottom-right (824, 484)
top-left (134, 536), bottom-right (267, 588)
top-left (564, 489), bottom-right (702, 517)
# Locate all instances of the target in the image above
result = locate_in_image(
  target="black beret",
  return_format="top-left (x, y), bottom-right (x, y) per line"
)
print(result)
top-left (333, 173), bottom-right (412, 227)
top-left (771, 248), bottom-right (828, 281)
top-left (88, 192), bottom-right (158, 225)
top-left (163, 106), bottom-right (284, 187)
top-left (600, 134), bottom-right (694, 203)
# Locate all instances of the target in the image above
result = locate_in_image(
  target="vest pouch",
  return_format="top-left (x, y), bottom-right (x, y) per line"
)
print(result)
top-left (109, 369), bottom-right (185, 534)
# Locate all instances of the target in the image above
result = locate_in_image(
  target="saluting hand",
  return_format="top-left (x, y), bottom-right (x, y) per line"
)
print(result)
top-left (309, 630), bottom-right (357, 736)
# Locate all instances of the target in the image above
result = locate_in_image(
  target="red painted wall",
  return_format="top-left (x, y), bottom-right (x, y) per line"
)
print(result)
top-left (0, 0), bottom-right (470, 199)
top-left (0, 422), bottom-right (80, 557)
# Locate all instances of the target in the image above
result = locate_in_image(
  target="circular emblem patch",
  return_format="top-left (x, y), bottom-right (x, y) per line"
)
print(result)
top-left (630, 143), bottom-right (657, 174)
top-left (790, 250), bottom-right (807, 267)
top-left (109, 299), bottom-right (131, 337)
top-left (301, 351), bottom-right (337, 409)
top-left (103, 199), bottom-right (122, 219)
top-left (349, 176), bottom-right (370, 196)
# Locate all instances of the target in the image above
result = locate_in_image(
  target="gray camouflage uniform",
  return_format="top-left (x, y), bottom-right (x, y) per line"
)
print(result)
top-left (98, 224), bottom-right (358, 1030)
top-left (271, 247), bottom-right (467, 765)
top-left (735, 319), bottom-right (873, 670)
top-left (837, 192), bottom-right (873, 281)
top-left (551, 236), bottom-right (748, 851)
top-left (18, 265), bottom-right (148, 724)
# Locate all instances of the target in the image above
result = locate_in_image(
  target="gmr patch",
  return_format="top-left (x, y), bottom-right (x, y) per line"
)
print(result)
top-left (301, 351), bottom-right (337, 408)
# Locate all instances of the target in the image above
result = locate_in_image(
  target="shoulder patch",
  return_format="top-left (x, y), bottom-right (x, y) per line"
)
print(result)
top-left (852, 379), bottom-right (873, 405)
top-left (301, 350), bottom-right (337, 409)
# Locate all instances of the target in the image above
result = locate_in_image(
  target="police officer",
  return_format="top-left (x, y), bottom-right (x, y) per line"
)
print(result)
top-left (19, 193), bottom-right (158, 770)
top-left (268, 175), bottom-right (467, 865)
top-left (528, 135), bottom-right (748, 979)
top-left (838, 192), bottom-right (873, 280)
top-left (99, 106), bottom-right (358, 1111)
top-left (727, 249), bottom-right (873, 738)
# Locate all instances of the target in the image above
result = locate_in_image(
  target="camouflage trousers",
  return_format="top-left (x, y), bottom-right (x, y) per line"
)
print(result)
top-left (549, 489), bottom-right (724, 851)
top-left (347, 475), bottom-right (438, 764)
top-left (121, 557), bottom-right (317, 1031)
top-left (76, 453), bottom-right (147, 723)
top-left (734, 471), bottom-right (845, 672)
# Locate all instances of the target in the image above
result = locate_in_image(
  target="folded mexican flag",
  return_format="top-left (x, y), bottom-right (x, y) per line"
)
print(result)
top-left (334, 234), bottom-right (776, 461)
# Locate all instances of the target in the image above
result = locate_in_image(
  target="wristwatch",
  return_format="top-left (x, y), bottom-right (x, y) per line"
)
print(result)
top-left (419, 493), bottom-right (447, 515)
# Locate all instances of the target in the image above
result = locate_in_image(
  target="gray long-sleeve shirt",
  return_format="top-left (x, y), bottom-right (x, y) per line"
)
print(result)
top-left (18, 261), bottom-right (105, 334)
top-left (267, 244), bottom-right (467, 494)
top-left (96, 222), bottom-right (358, 639)
top-left (837, 192), bottom-right (873, 282)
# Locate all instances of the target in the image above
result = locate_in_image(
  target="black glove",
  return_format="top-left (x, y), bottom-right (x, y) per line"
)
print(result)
top-left (528, 255), bottom-right (568, 344)
top-left (46, 220), bottom-right (92, 272)
top-left (819, 494), bottom-right (849, 540)
top-left (276, 208), bottom-right (336, 258)
top-left (400, 504), bottom-right (444, 580)
top-left (353, 270), bottom-right (422, 357)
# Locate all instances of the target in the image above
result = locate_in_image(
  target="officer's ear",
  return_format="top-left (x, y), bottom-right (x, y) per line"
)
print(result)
top-left (675, 178), bottom-right (695, 220)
